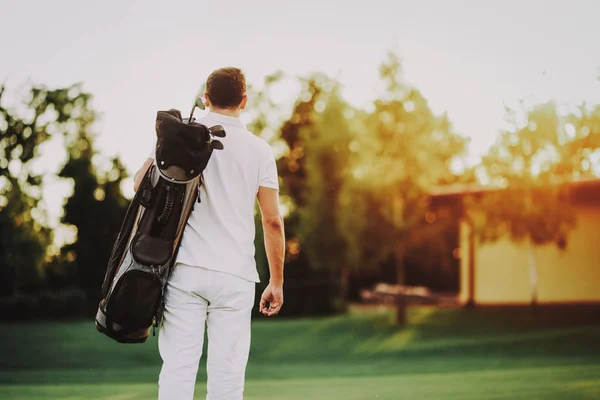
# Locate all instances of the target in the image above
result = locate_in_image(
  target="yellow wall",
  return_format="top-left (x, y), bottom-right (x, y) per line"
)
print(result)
top-left (459, 205), bottom-right (600, 305)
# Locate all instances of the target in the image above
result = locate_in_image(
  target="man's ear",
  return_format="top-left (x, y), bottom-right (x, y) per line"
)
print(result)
top-left (204, 92), bottom-right (211, 108)
top-left (240, 95), bottom-right (248, 110)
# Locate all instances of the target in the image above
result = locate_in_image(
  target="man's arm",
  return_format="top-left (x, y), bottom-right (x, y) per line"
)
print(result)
top-left (133, 158), bottom-right (154, 192)
top-left (257, 186), bottom-right (285, 316)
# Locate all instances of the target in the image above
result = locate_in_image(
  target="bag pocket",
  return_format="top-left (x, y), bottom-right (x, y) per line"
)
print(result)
top-left (106, 270), bottom-right (162, 331)
top-left (132, 234), bottom-right (172, 266)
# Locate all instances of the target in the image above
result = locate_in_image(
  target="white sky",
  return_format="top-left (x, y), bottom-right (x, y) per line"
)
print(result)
top-left (2, 0), bottom-right (600, 229)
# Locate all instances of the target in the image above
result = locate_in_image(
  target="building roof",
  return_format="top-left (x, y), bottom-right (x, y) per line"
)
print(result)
top-left (430, 177), bottom-right (600, 198)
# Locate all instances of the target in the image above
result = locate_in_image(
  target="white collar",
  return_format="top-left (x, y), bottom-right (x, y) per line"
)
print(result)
top-left (205, 112), bottom-right (246, 129)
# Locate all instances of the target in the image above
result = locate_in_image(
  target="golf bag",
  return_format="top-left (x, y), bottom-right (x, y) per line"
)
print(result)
top-left (95, 104), bottom-right (225, 344)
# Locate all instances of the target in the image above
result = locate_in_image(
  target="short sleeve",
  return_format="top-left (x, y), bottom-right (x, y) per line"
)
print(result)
top-left (259, 143), bottom-right (279, 190)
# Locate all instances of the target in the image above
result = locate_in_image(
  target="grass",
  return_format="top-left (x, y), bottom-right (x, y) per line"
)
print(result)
top-left (0, 306), bottom-right (599, 399)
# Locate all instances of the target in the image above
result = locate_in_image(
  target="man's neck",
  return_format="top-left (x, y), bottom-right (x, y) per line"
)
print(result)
top-left (209, 107), bottom-right (241, 118)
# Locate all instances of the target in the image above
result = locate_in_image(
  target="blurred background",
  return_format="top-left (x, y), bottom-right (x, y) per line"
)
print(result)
top-left (0, 0), bottom-right (599, 399)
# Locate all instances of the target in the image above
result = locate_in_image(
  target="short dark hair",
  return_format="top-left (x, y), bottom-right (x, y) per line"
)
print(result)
top-left (205, 67), bottom-right (246, 109)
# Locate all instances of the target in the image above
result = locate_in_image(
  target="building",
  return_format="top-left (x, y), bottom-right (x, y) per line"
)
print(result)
top-left (432, 179), bottom-right (600, 306)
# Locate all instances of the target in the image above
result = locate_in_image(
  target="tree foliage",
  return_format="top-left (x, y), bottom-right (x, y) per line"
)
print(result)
top-left (298, 81), bottom-right (355, 300)
top-left (340, 53), bottom-right (468, 284)
top-left (556, 104), bottom-right (600, 178)
top-left (273, 76), bottom-right (342, 314)
top-left (56, 130), bottom-right (129, 306)
top-left (0, 84), bottom-right (92, 296)
top-left (0, 83), bottom-right (129, 313)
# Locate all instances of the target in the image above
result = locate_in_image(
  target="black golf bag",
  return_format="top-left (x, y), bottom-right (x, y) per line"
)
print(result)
top-left (95, 105), bottom-right (225, 344)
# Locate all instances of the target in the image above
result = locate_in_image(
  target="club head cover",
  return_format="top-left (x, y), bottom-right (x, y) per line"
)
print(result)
top-left (208, 125), bottom-right (226, 138)
top-left (210, 140), bottom-right (224, 150)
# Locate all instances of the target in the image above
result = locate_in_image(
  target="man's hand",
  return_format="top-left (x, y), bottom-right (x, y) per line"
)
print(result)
top-left (257, 186), bottom-right (285, 317)
top-left (259, 283), bottom-right (283, 317)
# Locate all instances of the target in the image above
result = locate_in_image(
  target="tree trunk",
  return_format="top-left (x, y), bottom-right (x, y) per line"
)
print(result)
top-left (392, 193), bottom-right (405, 286)
top-left (528, 240), bottom-right (539, 306)
top-left (395, 245), bottom-right (407, 325)
top-left (339, 263), bottom-right (350, 304)
top-left (395, 244), bottom-right (405, 286)
top-left (395, 294), bottom-right (407, 325)
top-left (392, 194), bottom-right (407, 325)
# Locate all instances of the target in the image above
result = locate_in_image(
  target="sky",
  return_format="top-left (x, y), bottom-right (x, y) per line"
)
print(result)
top-left (2, 0), bottom-right (600, 229)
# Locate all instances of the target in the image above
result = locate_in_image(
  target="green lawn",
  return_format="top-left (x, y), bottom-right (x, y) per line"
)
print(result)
top-left (1, 306), bottom-right (599, 399)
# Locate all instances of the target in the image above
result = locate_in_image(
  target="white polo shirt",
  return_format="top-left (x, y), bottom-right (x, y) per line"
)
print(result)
top-left (149, 112), bottom-right (279, 282)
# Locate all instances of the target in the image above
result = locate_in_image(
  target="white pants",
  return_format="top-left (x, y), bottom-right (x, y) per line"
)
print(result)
top-left (158, 263), bottom-right (255, 400)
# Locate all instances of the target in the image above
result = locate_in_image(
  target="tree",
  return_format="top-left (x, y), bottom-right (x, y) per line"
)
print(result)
top-left (0, 84), bottom-right (92, 296)
top-left (245, 71), bottom-right (287, 144)
top-left (351, 53), bottom-right (467, 285)
top-left (58, 131), bottom-right (129, 309)
top-left (333, 54), bottom-right (468, 323)
top-left (298, 81), bottom-right (355, 303)
top-left (556, 104), bottom-right (600, 178)
top-left (269, 75), bottom-right (342, 315)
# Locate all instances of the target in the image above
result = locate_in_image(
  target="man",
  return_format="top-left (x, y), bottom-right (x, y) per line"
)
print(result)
top-left (133, 67), bottom-right (285, 400)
